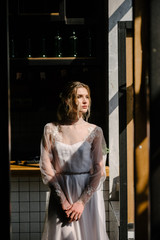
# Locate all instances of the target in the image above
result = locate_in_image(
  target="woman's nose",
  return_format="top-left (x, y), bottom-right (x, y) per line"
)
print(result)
top-left (82, 97), bottom-right (87, 103)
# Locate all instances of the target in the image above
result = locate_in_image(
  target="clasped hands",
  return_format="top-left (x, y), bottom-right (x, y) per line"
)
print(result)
top-left (62, 200), bottom-right (84, 223)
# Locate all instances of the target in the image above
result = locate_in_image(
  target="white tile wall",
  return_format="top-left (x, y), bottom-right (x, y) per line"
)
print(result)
top-left (109, 201), bottom-right (119, 240)
top-left (11, 176), bottom-right (49, 240)
top-left (11, 176), bottom-right (109, 240)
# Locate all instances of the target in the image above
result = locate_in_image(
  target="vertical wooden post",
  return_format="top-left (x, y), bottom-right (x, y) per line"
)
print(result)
top-left (133, 0), bottom-right (149, 239)
top-left (126, 32), bottom-right (134, 225)
top-left (118, 21), bottom-right (133, 240)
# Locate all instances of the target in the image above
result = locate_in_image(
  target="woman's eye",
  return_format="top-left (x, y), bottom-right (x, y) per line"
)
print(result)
top-left (77, 95), bottom-right (89, 99)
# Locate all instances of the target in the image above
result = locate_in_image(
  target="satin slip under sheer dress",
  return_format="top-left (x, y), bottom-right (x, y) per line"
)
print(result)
top-left (40, 119), bottom-right (109, 240)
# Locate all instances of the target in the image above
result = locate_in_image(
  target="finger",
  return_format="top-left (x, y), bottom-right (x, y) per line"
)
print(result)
top-left (77, 212), bottom-right (82, 220)
top-left (75, 214), bottom-right (79, 221)
top-left (69, 214), bottom-right (76, 223)
top-left (69, 218), bottom-right (74, 223)
top-left (65, 209), bottom-right (73, 217)
top-left (70, 211), bottom-right (76, 220)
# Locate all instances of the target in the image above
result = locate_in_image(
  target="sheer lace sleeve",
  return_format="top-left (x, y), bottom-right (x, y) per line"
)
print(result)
top-left (78, 127), bottom-right (107, 205)
top-left (40, 124), bottom-right (67, 206)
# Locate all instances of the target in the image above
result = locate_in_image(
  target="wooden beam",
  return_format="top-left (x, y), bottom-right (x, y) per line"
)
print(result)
top-left (126, 32), bottom-right (134, 224)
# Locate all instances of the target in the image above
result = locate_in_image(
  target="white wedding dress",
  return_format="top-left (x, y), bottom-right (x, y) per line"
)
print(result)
top-left (40, 119), bottom-right (109, 240)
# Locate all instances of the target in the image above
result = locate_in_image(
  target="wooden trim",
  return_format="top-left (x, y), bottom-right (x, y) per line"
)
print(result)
top-left (118, 21), bottom-right (133, 240)
top-left (10, 162), bottom-right (40, 171)
top-left (106, 166), bottom-right (109, 177)
top-left (26, 57), bottom-right (96, 60)
top-left (126, 32), bottom-right (134, 224)
top-left (19, 13), bottom-right (60, 16)
top-left (10, 57), bottom-right (97, 66)
top-left (10, 57), bottom-right (96, 60)
top-left (10, 163), bottom-right (109, 177)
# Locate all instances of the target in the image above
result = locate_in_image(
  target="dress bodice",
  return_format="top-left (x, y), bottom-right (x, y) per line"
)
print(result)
top-left (54, 140), bottom-right (92, 174)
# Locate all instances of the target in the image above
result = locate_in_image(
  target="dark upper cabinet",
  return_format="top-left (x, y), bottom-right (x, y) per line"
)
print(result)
top-left (9, 0), bottom-right (106, 162)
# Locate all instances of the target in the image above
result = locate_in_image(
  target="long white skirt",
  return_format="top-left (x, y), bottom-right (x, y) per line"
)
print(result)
top-left (41, 174), bottom-right (109, 240)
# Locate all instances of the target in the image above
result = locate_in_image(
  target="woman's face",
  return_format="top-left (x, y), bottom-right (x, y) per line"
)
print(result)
top-left (76, 87), bottom-right (90, 114)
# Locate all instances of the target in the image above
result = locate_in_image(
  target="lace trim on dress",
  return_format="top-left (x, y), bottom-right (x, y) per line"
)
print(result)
top-left (40, 124), bottom-right (67, 206)
top-left (78, 126), bottom-right (107, 205)
top-left (54, 125), bottom-right (63, 142)
top-left (86, 126), bottom-right (98, 144)
top-left (51, 125), bottom-right (62, 143)
top-left (79, 185), bottom-right (96, 205)
top-left (85, 185), bottom-right (95, 197)
top-left (53, 182), bottom-right (66, 203)
top-left (49, 123), bottom-right (100, 146)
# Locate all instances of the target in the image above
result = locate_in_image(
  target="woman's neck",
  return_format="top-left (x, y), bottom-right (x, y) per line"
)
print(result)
top-left (70, 116), bottom-right (84, 125)
top-left (60, 114), bottom-right (85, 126)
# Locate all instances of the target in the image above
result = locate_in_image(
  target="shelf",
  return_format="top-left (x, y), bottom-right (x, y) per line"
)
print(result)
top-left (16, 12), bottom-right (63, 22)
top-left (17, 15), bottom-right (86, 25)
top-left (10, 161), bottom-right (109, 177)
top-left (19, 13), bottom-right (60, 16)
top-left (10, 161), bottom-right (40, 175)
top-left (10, 57), bottom-right (97, 66)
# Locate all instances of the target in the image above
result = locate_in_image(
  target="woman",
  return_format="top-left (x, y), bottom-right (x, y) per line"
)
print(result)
top-left (40, 81), bottom-right (109, 240)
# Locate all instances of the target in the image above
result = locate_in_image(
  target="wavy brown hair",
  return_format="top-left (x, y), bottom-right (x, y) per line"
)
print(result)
top-left (57, 81), bottom-right (91, 122)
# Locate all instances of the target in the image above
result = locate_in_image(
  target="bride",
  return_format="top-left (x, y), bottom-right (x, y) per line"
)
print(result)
top-left (40, 81), bottom-right (109, 240)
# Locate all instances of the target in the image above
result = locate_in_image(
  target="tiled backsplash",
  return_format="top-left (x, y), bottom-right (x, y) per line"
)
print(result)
top-left (11, 176), bottom-right (109, 240)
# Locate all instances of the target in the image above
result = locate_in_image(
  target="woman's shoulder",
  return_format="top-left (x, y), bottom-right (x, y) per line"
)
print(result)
top-left (43, 122), bottom-right (59, 133)
top-left (86, 122), bottom-right (102, 131)
top-left (85, 122), bottom-right (103, 136)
